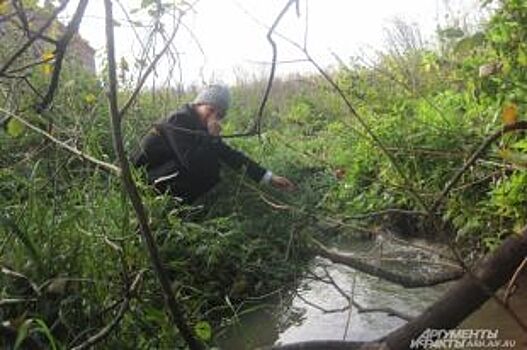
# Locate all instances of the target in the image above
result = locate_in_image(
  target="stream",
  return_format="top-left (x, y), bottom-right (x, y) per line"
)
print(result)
top-left (217, 236), bottom-right (527, 349)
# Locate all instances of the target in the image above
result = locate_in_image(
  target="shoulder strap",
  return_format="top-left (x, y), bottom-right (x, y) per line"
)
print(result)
top-left (154, 123), bottom-right (189, 170)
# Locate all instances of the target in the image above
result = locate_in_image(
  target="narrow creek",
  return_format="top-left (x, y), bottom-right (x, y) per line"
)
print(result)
top-left (217, 236), bottom-right (527, 349)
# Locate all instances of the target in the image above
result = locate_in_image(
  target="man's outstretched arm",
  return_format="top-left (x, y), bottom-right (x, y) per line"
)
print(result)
top-left (216, 140), bottom-right (296, 191)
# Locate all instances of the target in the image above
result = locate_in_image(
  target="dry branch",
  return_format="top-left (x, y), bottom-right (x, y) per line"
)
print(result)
top-left (0, 107), bottom-right (121, 175)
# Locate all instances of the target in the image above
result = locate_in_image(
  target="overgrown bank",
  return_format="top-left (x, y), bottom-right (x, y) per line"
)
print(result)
top-left (1, 0), bottom-right (527, 348)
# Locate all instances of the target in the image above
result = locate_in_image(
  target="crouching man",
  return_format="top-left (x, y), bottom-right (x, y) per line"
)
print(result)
top-left (132, 84), bottom-right (295, 204)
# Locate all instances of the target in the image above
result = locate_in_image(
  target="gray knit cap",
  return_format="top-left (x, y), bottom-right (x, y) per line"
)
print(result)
top-left (193, 84), bottom-right (231, 117)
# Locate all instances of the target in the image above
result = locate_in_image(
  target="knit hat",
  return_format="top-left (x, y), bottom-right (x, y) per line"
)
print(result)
top-left (193, 84), bottom-right (231, 117)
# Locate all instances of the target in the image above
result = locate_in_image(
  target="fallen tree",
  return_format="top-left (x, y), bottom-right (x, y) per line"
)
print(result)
top-left (270, 226), bottom-right (527, 350)
top-left (312, 238), bottom-right (464, 288)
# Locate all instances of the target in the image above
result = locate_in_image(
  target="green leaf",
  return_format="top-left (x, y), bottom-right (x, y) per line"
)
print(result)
top-left (518, 47), bottom-right (527, 66)
top-left (33, 319), bottom-right (57, 350)
top-left (6, 118), bottom-right (25, 137)
top-left (194, 320), bottom-right (212, 341)
top-left (14, 319), bottom-right (33, 350)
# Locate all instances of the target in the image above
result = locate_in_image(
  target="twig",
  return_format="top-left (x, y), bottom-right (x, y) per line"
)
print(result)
top-left (118, 8), bottom-right (186, 119)
top-left (0, 298), bottom-right (37, 306)
top-left (0, 108), bottom-right (121, 175)
top-left (37, 0), bottom-right (89, 112)
top-left (306, 267), bottom-right (413, 321)
top-left (346, 208), bottom-right (427, 220)
top-left (296, 293), bottom-right (349, 313)
top-left (70, 270), bottom-right (145, 350)
top-left (504, 257), bottom-right (527, 304)
top-left (1, 265), bottom-right (40, 295)
top-left (103, 1), bottom-right (204, 349)
top-left (342, 274), bottom-right (355, 339)
top-left (251, 0), bottom-right (299, 135)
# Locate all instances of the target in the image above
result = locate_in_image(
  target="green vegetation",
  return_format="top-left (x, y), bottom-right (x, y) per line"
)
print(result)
top-left (1, 0), bottom-right (526, 348)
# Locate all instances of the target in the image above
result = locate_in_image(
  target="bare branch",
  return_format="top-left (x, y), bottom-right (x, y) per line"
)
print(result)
top-left (70, 270), bottom-right (145, 350)
top-left (118, 10), bottom-right (185, 119)
top-left (37, 0), bottom-right (89, 112)
top-left (103, 1), bottom-right (203, 348)
top-left (0, 108), bottom-right (121, 175)
top-left (252, 0), bottom-right (298, 135)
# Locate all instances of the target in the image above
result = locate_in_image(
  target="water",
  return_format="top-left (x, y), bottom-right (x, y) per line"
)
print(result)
top-left (217, 238), bottom-right (527, 349)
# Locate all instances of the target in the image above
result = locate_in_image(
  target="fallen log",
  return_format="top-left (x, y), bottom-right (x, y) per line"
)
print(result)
top-left (270, 226), bottom-right (527, 350)
top-left (312, 239), bottom-right (463, 288)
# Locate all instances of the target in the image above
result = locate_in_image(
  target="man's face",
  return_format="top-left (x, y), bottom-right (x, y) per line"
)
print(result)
top-left (200, 104), bottom-right (224, 136)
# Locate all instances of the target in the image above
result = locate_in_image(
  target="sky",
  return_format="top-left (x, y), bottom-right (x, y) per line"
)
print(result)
top-left (59, 0), bottom-right (485, 86)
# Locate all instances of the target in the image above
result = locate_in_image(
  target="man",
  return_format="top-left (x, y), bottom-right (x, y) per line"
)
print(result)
top-left (132, 84), bottom-right (295, 204)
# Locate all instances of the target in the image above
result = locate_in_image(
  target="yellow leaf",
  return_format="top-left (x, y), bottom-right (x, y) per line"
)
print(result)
top-left (0, 1), bottom-right (10, 15)
top-left (42, 51), bottom-right (55, 61)
top-left (41, 63), bottom-right (53, 75)
top-left (502, 103), bottom-right (518, 125)
top-left (84, 93), bottom-right (97, 104)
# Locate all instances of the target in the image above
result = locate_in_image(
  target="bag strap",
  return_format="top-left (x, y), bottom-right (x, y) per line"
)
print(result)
top-left (154, 123), bottom-right (189, 170)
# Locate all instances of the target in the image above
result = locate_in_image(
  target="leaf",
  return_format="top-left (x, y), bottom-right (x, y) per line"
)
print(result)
top-left (518, 47), bottom-right (527, 66)
top-left (84, 93), bottom-right (97, 104)
top-left (14, 319), bottom-right (33, 350)
top-left (499, 149), bottom-right (527, 168)
top-left (42, 51), bottom-right (55, 61)
top-left (194, 321), bottom-right (212, 341)
top-left (42, 63), bottom-right (53, 75)
top-left (6, 117), bottom-right (25, 137)
top-left (502, 103), bottom-right (518, 125)
top-left (0, 1), bottom-right (10, 15)
top-left (33, 319), bottom-right (57, 350)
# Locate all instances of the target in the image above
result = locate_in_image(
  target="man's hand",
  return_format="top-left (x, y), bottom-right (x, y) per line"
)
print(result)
top-left (270, 175), bottom-right (296, 191)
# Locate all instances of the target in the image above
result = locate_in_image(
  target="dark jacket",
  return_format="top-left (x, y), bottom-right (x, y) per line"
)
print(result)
top-left (132, 104), bottom-right (266, 203)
